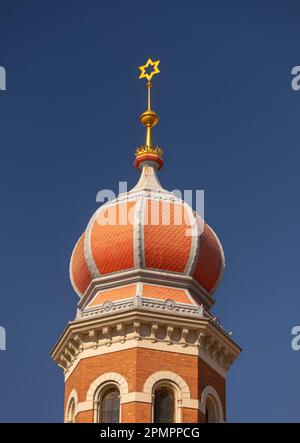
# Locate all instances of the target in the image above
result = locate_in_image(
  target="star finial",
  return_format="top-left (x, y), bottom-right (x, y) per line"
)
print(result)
top-left (135, 58), bottom-right (163, 168)
top-left (139, 58), bottom-right (160, 81)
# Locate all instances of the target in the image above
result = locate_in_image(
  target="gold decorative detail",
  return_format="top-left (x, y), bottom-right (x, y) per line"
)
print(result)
top-left (137, 58), bottom-right (161, 152)
top-left (139, 58), bottom-right (160, 81)
top-left (135, 145), bottom-right (163, 159)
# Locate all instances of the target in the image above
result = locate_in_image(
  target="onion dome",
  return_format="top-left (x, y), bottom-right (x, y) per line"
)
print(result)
top-left (69, 59), bottom-right (225, 309)
top-left (70, 173), bottom-right (224, 299)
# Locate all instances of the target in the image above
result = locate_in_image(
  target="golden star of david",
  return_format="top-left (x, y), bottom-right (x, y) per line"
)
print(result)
top-left (139, 58), bottom-right (160, 81)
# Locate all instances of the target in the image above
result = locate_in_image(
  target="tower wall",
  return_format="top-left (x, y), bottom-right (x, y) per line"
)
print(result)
top-left (64, 347), bottom-right (226, 423)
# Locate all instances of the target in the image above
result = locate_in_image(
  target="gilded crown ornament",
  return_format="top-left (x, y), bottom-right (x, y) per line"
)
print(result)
top-left (134, 58), bottom-right (164, 170)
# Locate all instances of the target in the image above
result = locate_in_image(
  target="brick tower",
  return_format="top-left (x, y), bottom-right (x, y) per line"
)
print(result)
top-left (51, 59), bottom-right (240, 423)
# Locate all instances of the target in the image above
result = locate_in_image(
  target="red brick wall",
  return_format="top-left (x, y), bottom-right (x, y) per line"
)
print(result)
top-left (66, 347), bottom-right (226, 423)
top-left (122, 402), bottom-right (152, 423)
top-left (76, 410), bottom-right (93, 423)
top-left (198, 358), bottom-right (226, 420)
top-left (182, 408), bottom-right (199, 423)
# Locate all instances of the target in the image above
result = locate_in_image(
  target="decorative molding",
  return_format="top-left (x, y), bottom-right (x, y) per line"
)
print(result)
top-left (116, 323), bottom-right (125, 343)
top-left (150, 323), bottom-right (159, 342)
top-left (76, 401), bottom-right (93, 413)
top-left (73, 388), bottom-right (222, 419)
top-left (115, 188), bottom-right (185, 205)
top-left (200, 385), bottom-right (224, 423)
top-left (183, 203), bottom-right (201, 276)
top-left (86, 372), bottom-right (129, 402)
top-left (207, 225), bottom-right (226, 294)
top-left (78, 296), bottom-right (231, 346)
top-left (79, 296), bottom-right (213, 323)
top-left (180, 328), bottom-right (189, 347)
top-left (129, 165), bottom-right (168, 194)
top-left (121, 392), bottom-right (151, 404)
top-left (75, 394), bottom-right (200, 411)
top-left (102, 327), bottom-right (111, 346)
top-left (65, 389), bottom-right (78, 423)
top-left (166, 325), bottom-right (174, 344)
top-left (77, 268), bottom-right (214, 311)
top-left (69, 236), bottom-right (85, 298)
top-left (133, 321), bottom-right (141, 340)
top-left (143, 371), bottom-right (191, 400)
top-left (84, 206), bottom-right (103, 279)
top-left (133, 195), bottom-right (145, 268)
top-left (51, 309), bottom-right (240, 381)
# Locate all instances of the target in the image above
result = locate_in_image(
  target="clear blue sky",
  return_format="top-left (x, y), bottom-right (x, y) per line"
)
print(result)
top-left (0, 0), bottom-right (300, 422)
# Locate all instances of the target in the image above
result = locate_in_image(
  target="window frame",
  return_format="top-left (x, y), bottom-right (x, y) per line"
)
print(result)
top-left (201, 385), bottom-right (224, 423)
top-left (65, 389), bottom-right (78, 423)
top-left (95, 382), bottom-right (121, 423)
top-left (152, 380), bottom-right (181, 423)
top-left (66, 398), bottom-right (76, 423)
top-left (205, 395), bottom-right (219, 423)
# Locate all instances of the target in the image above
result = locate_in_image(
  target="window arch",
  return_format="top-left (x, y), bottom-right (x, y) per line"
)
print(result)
top-left (86, 372), bottom-right (128, 423)
top-left (97, 384), bottom-right (120, 423)
top-left (144, 371), bottom-right (191, 423)
top-left (65, 389), bottom-right (78, 423)
top-left (67, 398), bottom-right (76, 423)
top-left (154, 385), bottom-right (175, 423)
top-left (205, 396), bottom-right (218, 423)
top-left (201, 385), bottom-right (224, 423)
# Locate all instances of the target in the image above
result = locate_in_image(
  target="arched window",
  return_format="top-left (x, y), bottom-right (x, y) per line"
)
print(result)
top-left (99, 387), bottom-right (120, 423)
top-left (154, 386), bottom-right (175, 423)
top-left (205, 396), bottom-right (218, 423)
top-left (67, 398), bottom-right (76, 423)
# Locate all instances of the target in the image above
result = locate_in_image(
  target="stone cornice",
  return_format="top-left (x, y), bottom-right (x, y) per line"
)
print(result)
top-left (80, 296), bottom-right (203, 320)
top-left (51, 307), bottom-right (241, 380)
